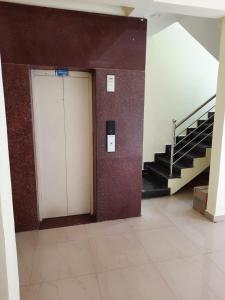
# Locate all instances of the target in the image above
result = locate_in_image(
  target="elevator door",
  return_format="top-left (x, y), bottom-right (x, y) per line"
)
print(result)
top-left (32, 70), bottom-right (92, 220)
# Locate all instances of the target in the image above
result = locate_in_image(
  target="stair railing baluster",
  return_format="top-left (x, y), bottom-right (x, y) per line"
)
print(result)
top-left (170, 119), bottom-right (177, 178)
top-left (170, 94), bottom-right (216, 174)
top-left (175, 108), bottom-right (215, 148)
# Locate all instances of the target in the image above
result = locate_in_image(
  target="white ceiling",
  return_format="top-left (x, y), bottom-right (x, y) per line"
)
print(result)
top-left (2, 0), bottom-right (225, 18)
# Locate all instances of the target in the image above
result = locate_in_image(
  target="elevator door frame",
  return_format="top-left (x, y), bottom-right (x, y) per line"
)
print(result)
top-left (31, 69), bottom-right (93, 221)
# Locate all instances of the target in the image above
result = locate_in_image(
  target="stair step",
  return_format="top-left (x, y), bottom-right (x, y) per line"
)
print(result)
top-left (179, 131), bottom-right (213, 146)
top-left (156, 154), bottom-right (193, 170)
top-left (167, 132), bottom-right (212, 157)
top-left (175, 136), bottom-right (187, 144)
top-left (166, 134), bottom-right (211, 169)
top-left (187, 124), bottom-right (213, 135)
top-left (142, 175), bottom-right (170, 199)
top-left (175, 139), bottom-right (211, 154)
top-left (142, 188), bottom-right (170, 199)
top-left (174, 148), bottom-right (206, 162)
top-left (155, 156), bottom-right (181, 175)
top-left (197, 121), bottom-right (214, 130)
top-left (197, 118), bottom-right (213, 127)
top-left (176, 132), bottom-right (212, 144)
top-left (208, 111), bottom-right (215, 118)
top-left (144, 162), bottom-right (180, 182)
top-left (181, 140), bottom-right (211, 150)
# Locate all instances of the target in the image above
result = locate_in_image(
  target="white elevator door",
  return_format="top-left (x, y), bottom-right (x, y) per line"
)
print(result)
top-left (32, 74), bottom-right (68, 219)
top-left (32, 70), bottom-right (92, 220)
top-left (64, 74), bottom-right (92, 215)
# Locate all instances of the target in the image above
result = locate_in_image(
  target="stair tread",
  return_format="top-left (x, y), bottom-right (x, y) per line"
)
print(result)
top-left (198, 132), bottom-right (213, 138)
top-left (176, 132), bottom-right (212, 145)
top-left (198, 115), bottom-right (214, 122)
top-left (142, 177), bottom-right (168, 191)
top-left (175, 141), bottom-right (211, 151)
top-left (142, 175), bottom-right (170, 199)
top-left (145, 162), bottom-right (181, 179)
top-left (188, 125), bottom-right (213, 134)
top-left (157, 155), bottom-right (193, 169)
top-left (175, 149), bottom-right (206, 160)
top-left (198, 120), bottom-right (213, 126)
top-left (188, 141), bottom-right (211, 149)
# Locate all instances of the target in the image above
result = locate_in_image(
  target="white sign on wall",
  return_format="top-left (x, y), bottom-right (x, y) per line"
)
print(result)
top-left (107, 75), bottom-right (115, 92)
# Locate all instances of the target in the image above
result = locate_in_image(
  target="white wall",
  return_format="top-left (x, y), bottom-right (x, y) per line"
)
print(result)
top-left (143, 22), bottom-right (219, 163)
top-left (207, 17), bottom-right (225, 219)
top-left (0, 58), bottom-right (20, 300)
top-left (148, 13), bottom-right (181, 36)
top-left (147, 14), bottom-right (221, 61)
top-left (180, 16), bottom-right (222, 59)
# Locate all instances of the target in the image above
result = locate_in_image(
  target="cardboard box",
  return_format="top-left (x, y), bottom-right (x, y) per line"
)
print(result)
top-left (193, 186), bottom-right (208, 215)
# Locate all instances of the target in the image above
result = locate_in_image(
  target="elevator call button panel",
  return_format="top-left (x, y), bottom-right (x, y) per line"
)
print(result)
top-left (106, 121), bottom-right (116, 153)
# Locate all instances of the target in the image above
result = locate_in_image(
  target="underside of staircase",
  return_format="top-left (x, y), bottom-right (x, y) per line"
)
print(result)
top-left (142, 110), bottom-right (214, 198)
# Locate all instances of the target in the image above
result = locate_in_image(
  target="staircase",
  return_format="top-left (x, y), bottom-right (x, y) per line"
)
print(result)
top-left (142, 94), bottom-right (216, 198)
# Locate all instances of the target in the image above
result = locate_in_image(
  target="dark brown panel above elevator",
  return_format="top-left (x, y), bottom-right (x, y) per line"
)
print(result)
top-left (0, 2), bottom-right (146, 70)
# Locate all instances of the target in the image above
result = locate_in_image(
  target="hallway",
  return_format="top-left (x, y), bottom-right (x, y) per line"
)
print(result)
top-left (18, 190), bottom-right (225, 300)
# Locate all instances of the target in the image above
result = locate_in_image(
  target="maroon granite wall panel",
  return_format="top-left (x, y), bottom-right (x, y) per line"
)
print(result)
top-left (2, 63), bottom-right (39, 231)
top-left (95, 69), bottom-right (144, 220)
top-left (0, 2), bottom-right (146, 70)
top-left (0, 2), bottom-right (146, 229)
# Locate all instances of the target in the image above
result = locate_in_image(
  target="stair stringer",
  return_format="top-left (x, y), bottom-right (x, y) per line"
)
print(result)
top-left (168, 148), bottom-right (211, 194)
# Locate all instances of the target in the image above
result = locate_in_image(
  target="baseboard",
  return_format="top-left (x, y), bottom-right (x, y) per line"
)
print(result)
top-left (39, 214), bottom-right (96, 230)
top-left (15, 223), bottom-right (40, 232)
top-left (205, 211), bottom-right (225, 223)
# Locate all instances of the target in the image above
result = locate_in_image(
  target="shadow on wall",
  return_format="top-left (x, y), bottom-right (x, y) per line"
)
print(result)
top-left (180, 16), bottom-right (221, 60)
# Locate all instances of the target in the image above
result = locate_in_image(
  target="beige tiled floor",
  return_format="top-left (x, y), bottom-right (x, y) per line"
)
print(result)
top-left (17, 190), bottom-right (225, 300)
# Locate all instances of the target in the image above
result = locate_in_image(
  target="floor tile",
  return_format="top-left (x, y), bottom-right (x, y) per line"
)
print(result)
top-left (36, 227), bottom-right (68, 244)
top-left (30, 240), bottom-right (95, 284)
top-left (16, 231), bottom-right (38, 286)
top-left (135, 226), bottom-right (204, 262)
top-left (16, 231), bottom-right (38, 249)
top-left (20, 285), bottom-right (40, 300)
top-left (36, 225), bottom-right (89, 244)
top-left (176, 218), bottom-right (225, 252)
top-left (89, 232), bottom-right (151, 272)
top-left (186, 255), bottom-right (225, 300)
top-left (65, 224), bottom-right (88, 242)
top-left (30, 242), bottom-right (71, 284)
top-left (20, 275), bottom-right (101, 300)
top-left (17, 190), bottom-right (225, 300)
top-left (57, 240), bottom-right (95, 277)
top-left (156, 255), bottom-right (224, 300)
top-left (98, 264), bottom-right (177, 300)
top-left (85, 219), bottom-right (130, 238)
top-left (126, 207), bottom-right (174, 231)
top-left (207, 250), bottom-right (225, 274)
